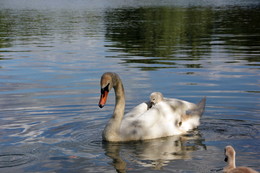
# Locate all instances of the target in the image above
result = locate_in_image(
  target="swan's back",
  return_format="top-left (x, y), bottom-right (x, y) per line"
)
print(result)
top-left (120, 97), bottom-right (206, 141)
top-left (120, 101), bottom-right (184, 141)
top-left (165, 97), bottom-right (206, 131)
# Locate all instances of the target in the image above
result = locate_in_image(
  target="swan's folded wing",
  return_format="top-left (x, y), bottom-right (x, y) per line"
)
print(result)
top-left (165, 98), bottom-right (196, 108)
top-left (120, 101), bottom-right (188, 140)
top-left (124, 102), bottom-right (149, 119)
top-left (123, 102), bottom-right (161, 131)
top-left (120, 107), bottom-right (162, 140)
top-left (164, 98), bottom-right (199, 117)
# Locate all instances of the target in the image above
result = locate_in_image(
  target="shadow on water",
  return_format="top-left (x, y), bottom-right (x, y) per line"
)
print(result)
top-left (102, 132), bottom-right (206, 172)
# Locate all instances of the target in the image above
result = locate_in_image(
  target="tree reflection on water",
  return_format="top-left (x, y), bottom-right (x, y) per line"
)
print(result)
top-left (104, 7), bottom-right (260, 70)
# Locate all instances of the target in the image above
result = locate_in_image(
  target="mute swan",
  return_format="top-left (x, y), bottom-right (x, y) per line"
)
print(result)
top-left (98, 72), bottom-right (206, 142)
top-left (224, 146), bottom-right (258, 173)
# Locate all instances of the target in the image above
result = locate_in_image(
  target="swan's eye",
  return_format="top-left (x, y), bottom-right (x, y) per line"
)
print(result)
top-left (101, 83), bottom-right (110, 94)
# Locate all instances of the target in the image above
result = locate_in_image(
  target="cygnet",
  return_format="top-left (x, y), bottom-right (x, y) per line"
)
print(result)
top-left (224, 145), bottom-right (258, 173)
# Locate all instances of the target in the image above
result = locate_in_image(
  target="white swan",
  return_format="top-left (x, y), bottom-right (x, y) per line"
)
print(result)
top-left (224, 145), bottom-right (258, 173)
top-left (98, 72), bottom-right (206, 142)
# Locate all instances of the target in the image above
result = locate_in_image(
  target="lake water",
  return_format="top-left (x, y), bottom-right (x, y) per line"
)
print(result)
top-left (0, 0), bottom-right (259, 172)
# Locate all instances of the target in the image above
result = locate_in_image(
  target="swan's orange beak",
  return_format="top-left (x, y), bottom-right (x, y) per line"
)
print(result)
top-left (99, 90), bottom-right (108, 108)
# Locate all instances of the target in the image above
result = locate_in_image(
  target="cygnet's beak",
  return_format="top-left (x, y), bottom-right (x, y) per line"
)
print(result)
top-left (224, 156), bottom-right (228, 162)
top-left (148, 101), bottom-right (155, 109)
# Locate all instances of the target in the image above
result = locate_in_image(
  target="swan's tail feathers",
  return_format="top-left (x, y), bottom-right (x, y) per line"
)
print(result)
top-left (186, 97), bottom-right (206, 117)
top-left (197, 96), bottom-right (206, 116)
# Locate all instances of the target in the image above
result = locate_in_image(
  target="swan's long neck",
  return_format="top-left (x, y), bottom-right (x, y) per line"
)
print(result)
top-left (103, 73), bottom-right (125, 141)
top-left (228, 154), bottom-right (236, 169)
top-left (113, 76), bottom-right (125, 120)
top-left (224, 153), bottom-right (236, 172)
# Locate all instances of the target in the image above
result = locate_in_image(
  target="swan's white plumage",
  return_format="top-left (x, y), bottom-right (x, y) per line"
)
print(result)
top-left (99, 72), bottom-right (206, 142)
top-left (123, 102), bottom-right (149, 119)
top-left (121, 101), bottom-right (184, 141)
top-left (149, 92), bottom-right (203, 132)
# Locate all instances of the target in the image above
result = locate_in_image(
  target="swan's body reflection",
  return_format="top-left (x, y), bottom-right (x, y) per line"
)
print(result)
top-left (103, 132), bottom-right (206, 172)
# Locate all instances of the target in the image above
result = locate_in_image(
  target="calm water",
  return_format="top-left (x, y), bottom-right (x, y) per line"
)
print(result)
top-left (0, 0), bottom-right (259, 172)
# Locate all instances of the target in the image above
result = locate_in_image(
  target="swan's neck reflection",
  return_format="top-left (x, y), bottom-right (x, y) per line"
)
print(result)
top-left (103, 142), bottom-right (127, 173)
top-left (103, 132), bottom-right (206, 172)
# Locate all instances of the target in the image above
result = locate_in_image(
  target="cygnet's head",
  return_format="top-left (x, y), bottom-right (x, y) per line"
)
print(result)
top-left (224, 145), bottom-right (236, 163)
top-left (150, 92), bottom-right (164, 106)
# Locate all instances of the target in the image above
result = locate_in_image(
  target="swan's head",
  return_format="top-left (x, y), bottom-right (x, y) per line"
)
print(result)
top-left (224, 145), bottom-right (235, 162)
top-left (150, 92), bottom-right (164, 106)
top-left (99, 72), bottom-right (114, 108)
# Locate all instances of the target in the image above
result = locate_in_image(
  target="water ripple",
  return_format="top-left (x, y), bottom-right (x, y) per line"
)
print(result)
top-left (0, 153), bottom-right (33, 168)
top-left (200, 118), bottom-right (259, 141)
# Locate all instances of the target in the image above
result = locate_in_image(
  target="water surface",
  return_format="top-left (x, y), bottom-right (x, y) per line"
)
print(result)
top-left (0, 0), bottom-right (259, 172)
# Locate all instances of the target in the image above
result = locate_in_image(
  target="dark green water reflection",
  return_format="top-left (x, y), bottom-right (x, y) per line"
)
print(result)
top-left (105, 6), bottom-right (260, 70)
